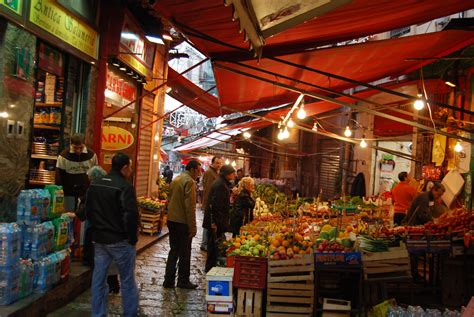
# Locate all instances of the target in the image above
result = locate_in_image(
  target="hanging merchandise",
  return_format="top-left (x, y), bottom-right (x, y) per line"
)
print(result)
top-left (432, 131), bottom-right (447, 167)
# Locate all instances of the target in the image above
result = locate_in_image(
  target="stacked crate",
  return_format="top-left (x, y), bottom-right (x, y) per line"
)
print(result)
top-left (233, 256), bottom-right (267, 317)
top-left (266, 255), bottom-right (315, 317)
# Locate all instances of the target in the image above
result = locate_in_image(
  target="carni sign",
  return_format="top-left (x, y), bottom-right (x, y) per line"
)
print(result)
top-left (102, 126), bottom-right (135, 151)
top-left (29, 0), bottom-right (98, 59)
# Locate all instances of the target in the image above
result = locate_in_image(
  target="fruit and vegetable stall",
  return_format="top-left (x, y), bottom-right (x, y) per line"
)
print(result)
top-left (205, 184), bottom-right (474, 316)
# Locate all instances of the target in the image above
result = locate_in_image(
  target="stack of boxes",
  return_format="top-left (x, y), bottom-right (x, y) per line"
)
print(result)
top-left (206, 267), bottom-right (234, 316)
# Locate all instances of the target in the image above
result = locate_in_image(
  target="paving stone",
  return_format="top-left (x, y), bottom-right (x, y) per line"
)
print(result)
top-left (48, 211), bottom-right (209, 316)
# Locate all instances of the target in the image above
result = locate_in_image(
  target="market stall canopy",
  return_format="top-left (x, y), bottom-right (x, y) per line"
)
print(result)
top-left (153, 0), bottom-right (473, 59)
top-left (212, 30), bottom-right (474, 115)
top-left (160, 148), bottom-right (169, 162)
top-left (174, 127), bottom-right (245, 152)
top-left (167, 68), bottom-right (220, 117)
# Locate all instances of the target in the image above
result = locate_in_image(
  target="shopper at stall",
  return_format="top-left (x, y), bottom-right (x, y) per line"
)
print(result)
top-left (86, 152), bottom-right (139, 317)
top-left (200, 156), bottom-right (223, 251)
top-left (204, 165), bottom-right (236, 272)
top-left (234, 168), bottom-right (244, 186)
top-left (69, 166), bottom-right (120, 294)
top-left (163, 160), bottom-right (201, 289)
top-left (392, 172), bottom-right (418, 225)
top-left (56, 133), bottom-right (98, 263)
top-left (405, 182), bottom-right (445, 226)
top-left (230, 177), bottom-right (256, 236)
top-left (162, 165), bottom-right (173, 184)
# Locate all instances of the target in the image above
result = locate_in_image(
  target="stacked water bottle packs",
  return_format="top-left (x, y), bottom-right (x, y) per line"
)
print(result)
top-left (0, 187), bottom-right (73, 305)
top-left (0, 223), bottom-right (21, 305)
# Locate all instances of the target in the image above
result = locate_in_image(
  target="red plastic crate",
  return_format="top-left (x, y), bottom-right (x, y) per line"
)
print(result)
top-left (226, 255), bottom-right (235, 267)
top-left (233, 256), bottom-right (267, 290)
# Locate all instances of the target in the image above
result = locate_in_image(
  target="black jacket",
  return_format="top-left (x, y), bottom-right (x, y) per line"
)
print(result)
top-left (85, 170), bottom-right (139, 245)
top-left (230, 189), bottom-right (255, 235)
top-left (203, 176), bottom-right (232, 232)
top-left (56, 147), bottom-right (97, 197)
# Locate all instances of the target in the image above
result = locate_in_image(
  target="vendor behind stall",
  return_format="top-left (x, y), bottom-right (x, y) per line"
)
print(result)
top-left (404, 182), bottom-right (446, 225)
top-left (392, 172), bottom-right (418, 225)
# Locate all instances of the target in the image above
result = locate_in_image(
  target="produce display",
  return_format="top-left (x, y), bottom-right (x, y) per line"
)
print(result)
top-left (254, 184), bottom-right (285, 206)
top-left (156, 176), bottom-right (170, 200)
top-left (137, 197), bottom-right (166, 212)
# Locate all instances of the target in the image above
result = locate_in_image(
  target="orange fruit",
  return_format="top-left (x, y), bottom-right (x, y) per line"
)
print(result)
top-left (233, 242), bottom-right (241, 248)
top-left (282, 240), bottom-right (290, 248)
top-left (293, 246), bottom-right (300, 253)
top-left (271, 239), bottom-right (281, 248)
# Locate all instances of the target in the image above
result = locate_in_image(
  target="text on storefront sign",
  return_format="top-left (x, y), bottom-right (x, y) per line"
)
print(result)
top-left (102, 126), bottom-right (135, 151)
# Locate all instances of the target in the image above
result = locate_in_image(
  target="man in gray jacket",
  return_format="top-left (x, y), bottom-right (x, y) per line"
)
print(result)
top-left (200, 157), bottom-right (223, 251)
top-left (163, 160), bottom-right (201, 289)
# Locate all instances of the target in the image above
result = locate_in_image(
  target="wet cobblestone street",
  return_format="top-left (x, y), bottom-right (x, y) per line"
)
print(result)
top-left (49, 211), bottom-right (208, 317)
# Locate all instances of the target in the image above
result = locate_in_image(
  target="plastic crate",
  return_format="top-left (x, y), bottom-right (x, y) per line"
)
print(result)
top-left (233, 256), bottom-right (267, 290)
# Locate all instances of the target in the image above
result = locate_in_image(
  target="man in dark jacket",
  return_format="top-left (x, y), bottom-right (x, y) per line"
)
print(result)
top-left (204, 165), bottom-right (235, 272)
top-left (86, 153), bottom-right (139, 317)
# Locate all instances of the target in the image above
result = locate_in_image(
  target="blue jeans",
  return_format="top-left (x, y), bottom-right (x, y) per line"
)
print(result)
top-left (91, 240), bottom-right (138, 317)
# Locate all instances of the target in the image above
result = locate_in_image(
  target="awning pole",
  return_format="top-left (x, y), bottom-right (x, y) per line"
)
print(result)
top-left (225, 60), bottom-right (473, 134)
top-left (214, 62), bottom-right (473, 144)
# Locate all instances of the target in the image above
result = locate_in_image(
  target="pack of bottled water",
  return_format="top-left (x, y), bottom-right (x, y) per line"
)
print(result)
top-left (388, 306), bottom-right (461, 317)
top-left (0, 223), bottom-right (21, 268)
top-left (21, 221), bottom-right (54, 261)
top-left (33, 256), bottom-right (53, 294)
top-left (0, 265), bottom-right (19, 305)
top-left (16, 189), bottom-right (51, 225)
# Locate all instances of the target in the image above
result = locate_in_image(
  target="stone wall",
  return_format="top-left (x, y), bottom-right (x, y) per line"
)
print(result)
top-left (0, 19), bottom-right (36, 222)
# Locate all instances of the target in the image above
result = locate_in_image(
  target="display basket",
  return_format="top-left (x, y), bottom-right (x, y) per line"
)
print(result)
top-left (233, 255), bottom-right (267, 290)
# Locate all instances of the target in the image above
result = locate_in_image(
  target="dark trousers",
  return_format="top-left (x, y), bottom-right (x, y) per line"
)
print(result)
top-left (164, 221), bottom-right (192, 285)
top-left (205, 228), bottom-right (224, 273)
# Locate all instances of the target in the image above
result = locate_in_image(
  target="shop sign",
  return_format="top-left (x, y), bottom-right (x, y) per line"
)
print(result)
top-left (106, 70), bottom-right (136, 103)
top-left (1, 0), bottom-right (22, 15)
top-left (29, 0), bottom-right (98, 59)
top-left (119, 13), bottom-right (154, 78)
top-left (102, 126), bottom-right (135, 151)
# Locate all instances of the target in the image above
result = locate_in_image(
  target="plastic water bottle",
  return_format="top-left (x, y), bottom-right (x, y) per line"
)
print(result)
top-left (19, 259), bottom-right (34, 299)
top-left (0, 265), bottom-right (20, 305)
top-left (0, 224), bottom-right (21, 268)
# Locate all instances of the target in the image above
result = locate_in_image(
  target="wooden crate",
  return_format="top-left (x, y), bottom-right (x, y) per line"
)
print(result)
top-left (140, 208), bottom-right (164, 235)
top-left (236, 288), bottom-right (263, 317)
top-left (362, 244), bottom-right (411, 280)
top-left (266, 255), bottom-right (314, 317)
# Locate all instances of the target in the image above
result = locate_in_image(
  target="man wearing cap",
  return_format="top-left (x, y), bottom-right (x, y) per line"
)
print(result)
top-left (203, 165), bottom-right (236, 272)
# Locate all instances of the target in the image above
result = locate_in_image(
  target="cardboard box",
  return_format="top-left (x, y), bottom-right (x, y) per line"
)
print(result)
top-left (206, 267), bottom-right (234, 302)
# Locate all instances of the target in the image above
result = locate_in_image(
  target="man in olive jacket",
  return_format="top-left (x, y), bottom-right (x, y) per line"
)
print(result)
top-left (163, 160), bottom-right (201, 289)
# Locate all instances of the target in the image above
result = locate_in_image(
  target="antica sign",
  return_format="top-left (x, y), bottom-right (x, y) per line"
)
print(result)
top-left (102, 126), bottom-right (134, 151)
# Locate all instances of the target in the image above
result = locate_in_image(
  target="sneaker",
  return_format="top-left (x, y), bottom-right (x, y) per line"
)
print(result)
top-left (177, 282), bottom-right (198, 289)
top-left (163, 282), bottom-right (175, 289)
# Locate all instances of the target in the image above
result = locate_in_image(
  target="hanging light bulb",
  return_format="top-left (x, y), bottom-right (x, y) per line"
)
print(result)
top-left (282, 127), bottom-right (290, 139)
top-left (225, 159), bottom-right (230, 165)
top-left (277, 129), bottom-right (284, 140)
top-left (454, 140), bottom-right (463, 153)
top-left (360, 137), bottom-right (368, 148)
top-left (243, 131), bottom-right (251, 139)
top-left (344, 126), bottom-right (352, 137)
top-left (312, 122), bottom-right (318, 132)
top-left (297, 105), bottom-right (306, 120)
top-left (287, 118), bottom-right (295, 128)
top-left (414, 94), bottom-right (425, 111)
top-left (231, 160), bottom-right (237, 167)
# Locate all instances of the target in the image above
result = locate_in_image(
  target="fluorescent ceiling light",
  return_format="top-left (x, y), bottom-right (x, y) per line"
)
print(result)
top-left (146, 35), bottom-right (165, 45)
top-left (121, 32), bottom-right (138, 40)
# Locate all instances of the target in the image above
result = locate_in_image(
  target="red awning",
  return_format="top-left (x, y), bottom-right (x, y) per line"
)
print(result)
top-left (159, 148), bottom-right (169, 162)
top-left (153, 0), bottom-right (472, 59)
top-left (167, 68), bottom-right (220, 117)
top-left (213, 30), bottom-right (474, 115)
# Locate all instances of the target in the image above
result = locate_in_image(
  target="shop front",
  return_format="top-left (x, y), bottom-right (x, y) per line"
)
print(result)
top-left (0, 0), bottom-right (98, 220)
